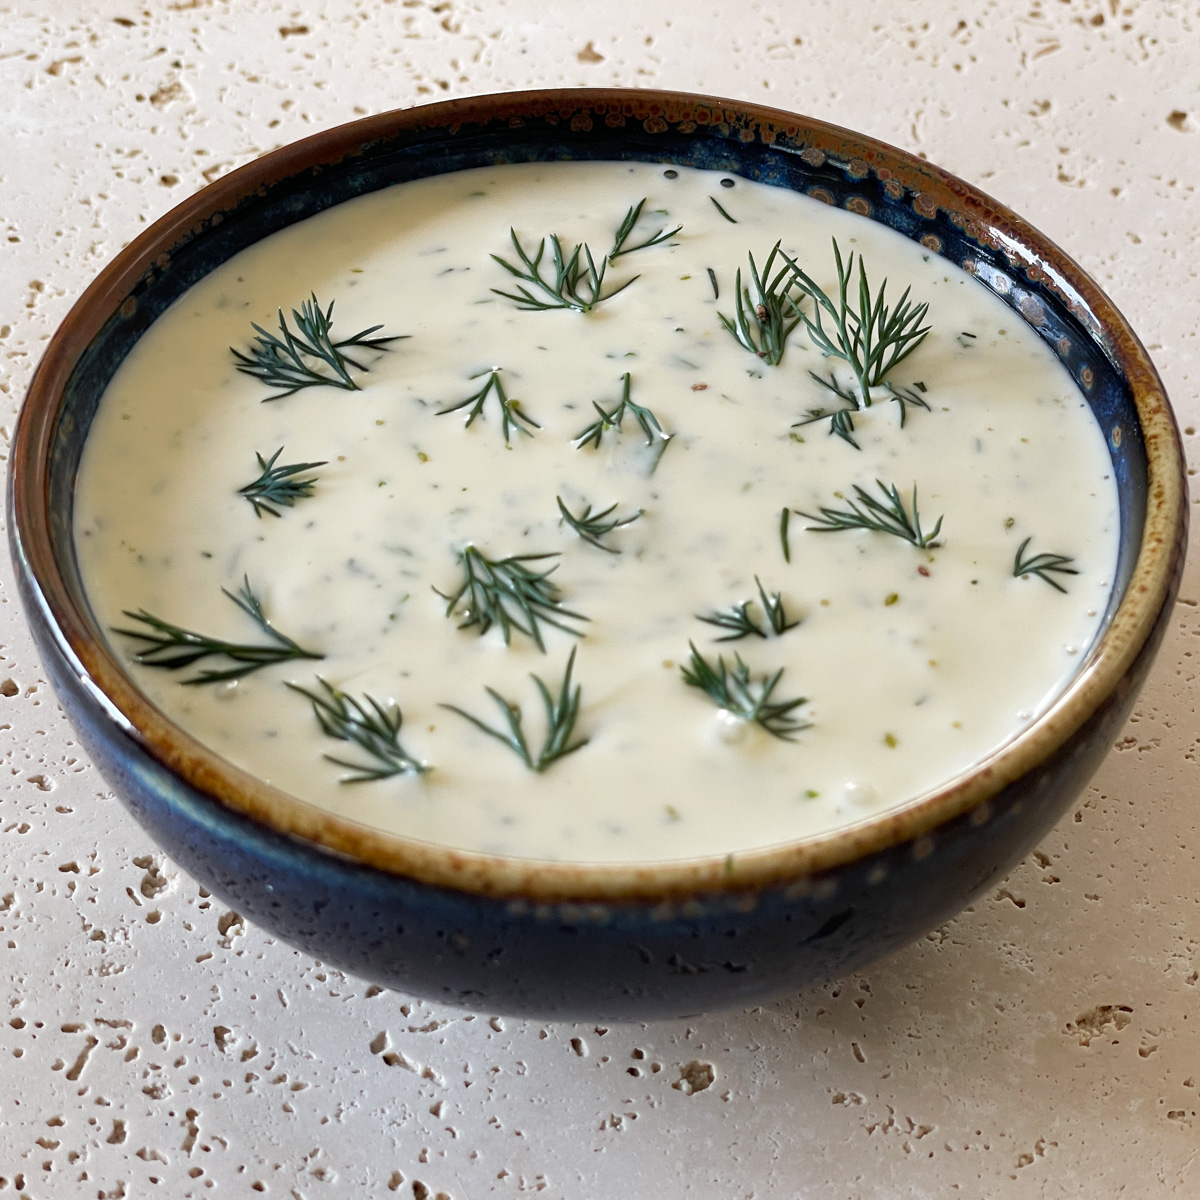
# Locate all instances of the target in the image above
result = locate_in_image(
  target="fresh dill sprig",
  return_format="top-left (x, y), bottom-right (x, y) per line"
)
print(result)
top-left (238, 447), bottom-right (327, 518)
top-left (883, 379), bottom-right (931, 427)
top-left (1013, 537), bottom-right (1079, 593)
top-left (798, 480), bottom-right (943, 549)
top-left (710, 196), bottom-right (738, 223)
top-left (717, 242), bottom-right (805, 366)
top-left (681, 643), bottom-right (810, 741)
top-left (441, 647), bottom-right (588, 773)
top-left (827, 408), bottom-right (859, 449)
top-left (783, 239), bottom-right (931, 408)
top-left (436, 545), bottom-right (587, 651)
top-left (491, 229), bottom-right (627, 312)
top-left (491, 200), bottom-right (674, 313)
top-left (287, 677), bottom-right (429, 782)
top-left (795, 375), bottom-right (930, 449)
top-left (572, 372), bottom-right (672, 467)
top-left (793, 378), bottom-right (861, 450)
top-left (807, 370), bottom-right (860, 407)
top-left (437, 367), bottom-right (539, 443)
top-left (113, 576), bottom-right (323, 685)
top-left (231, 294), bottom-right (403, 401)
top-left (698, 577), bottom-right (801, 641)
top-left (608, 198), bottom-right (682, 261)
top-left (556, 495), bottom-right (642, 553)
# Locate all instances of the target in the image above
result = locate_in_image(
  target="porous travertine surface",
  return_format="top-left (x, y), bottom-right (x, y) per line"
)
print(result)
top-left (1, 2), bottom-right (1198, 1196)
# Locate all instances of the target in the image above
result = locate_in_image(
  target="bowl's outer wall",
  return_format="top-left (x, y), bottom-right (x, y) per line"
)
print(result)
top-left (10, 92), bottom-right (1187, 1017)
top-left (17, 547), bottom-right (1172, 1020)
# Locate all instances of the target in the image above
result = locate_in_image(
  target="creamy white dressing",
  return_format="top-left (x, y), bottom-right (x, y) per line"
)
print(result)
top-left (74, 161), bottom-right (1119, 863)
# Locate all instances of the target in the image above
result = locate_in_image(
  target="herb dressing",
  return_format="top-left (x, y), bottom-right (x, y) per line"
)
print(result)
top-left (74, 160), bottom-right (1119, 863)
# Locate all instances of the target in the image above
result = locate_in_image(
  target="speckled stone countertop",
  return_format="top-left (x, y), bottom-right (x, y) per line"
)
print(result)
top-left (2, 2), bottom-right (1198, 1196)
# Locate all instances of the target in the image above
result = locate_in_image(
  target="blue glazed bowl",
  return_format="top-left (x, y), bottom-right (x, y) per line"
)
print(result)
top-left (8, 90), bottom-right (1187, 1019)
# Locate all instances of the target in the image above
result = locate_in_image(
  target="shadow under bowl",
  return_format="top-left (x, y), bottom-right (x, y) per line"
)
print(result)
top-left (7, 89), bottom-right (1188, 1019)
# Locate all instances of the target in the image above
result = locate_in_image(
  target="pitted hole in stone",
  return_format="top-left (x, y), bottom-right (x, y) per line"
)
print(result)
top-left (106, 1118), bottom-right (126, 1145)
top-left (1064, 1004), bottom-right (1133, 1046)
top-left (134, 856), bottom-right (170, 900)
top-left (63, 1031), bottom-right (98, 1081)
top-left (0, 679), bottom-right (18, 697)
top-left (570, 1037), bottom-right (588, 1057)
top-left (673, 1060), bottom-right (715, 1095)
top-left (181, 1109), bottom-right (200, 1154)
top-left (217, 910), bottom-right (244, 947)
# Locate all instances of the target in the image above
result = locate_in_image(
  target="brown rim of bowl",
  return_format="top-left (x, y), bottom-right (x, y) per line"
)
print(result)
top-left (12, 88), bottom-right (1187, 904)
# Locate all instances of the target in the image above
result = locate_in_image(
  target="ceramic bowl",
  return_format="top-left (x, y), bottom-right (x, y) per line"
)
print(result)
top-left (8, 89), bottom-right (1187, 1020)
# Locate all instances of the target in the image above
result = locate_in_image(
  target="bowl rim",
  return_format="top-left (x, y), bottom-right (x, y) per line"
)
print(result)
top-left (9, 87), bottom-right (1187, 902)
